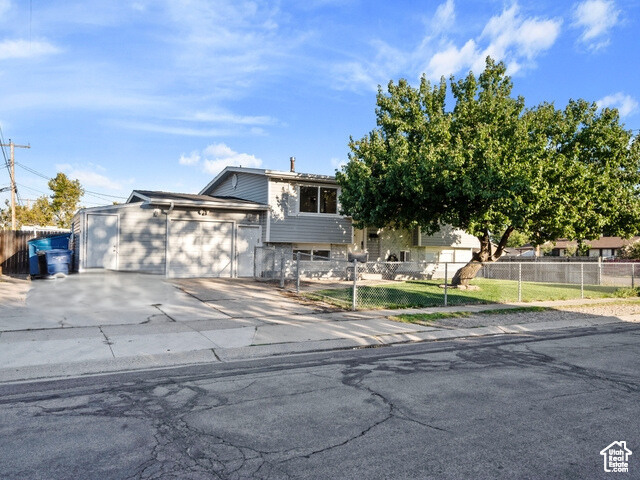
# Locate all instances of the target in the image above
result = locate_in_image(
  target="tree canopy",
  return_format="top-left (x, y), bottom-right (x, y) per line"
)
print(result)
top-left (336, 57), bottom-right (640, 285)
top-left (48, 173), bottom-right (84, 228)
top-left (0, 172), bottom-right (84, 229)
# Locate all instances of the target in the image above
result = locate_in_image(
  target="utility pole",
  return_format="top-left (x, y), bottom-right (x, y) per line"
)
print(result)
top-left (1, 140), bottom-right (30, 230)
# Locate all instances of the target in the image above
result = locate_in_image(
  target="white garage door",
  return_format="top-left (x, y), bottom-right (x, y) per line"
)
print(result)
top-left (168, 220), bottom-right (233, 278)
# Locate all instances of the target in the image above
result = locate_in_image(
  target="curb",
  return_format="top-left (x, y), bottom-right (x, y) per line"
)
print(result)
top-left (0, 316), bottom-right (631, 385)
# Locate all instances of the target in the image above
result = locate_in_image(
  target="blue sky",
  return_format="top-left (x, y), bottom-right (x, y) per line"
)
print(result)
top-left (0, 0), bottom-right (638, 208)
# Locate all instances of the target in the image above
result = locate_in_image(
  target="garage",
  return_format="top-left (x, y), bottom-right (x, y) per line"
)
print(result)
top-left (72, 191), bottom-right (268, 278)
top-left (168, 220), bottom-right (233, 278)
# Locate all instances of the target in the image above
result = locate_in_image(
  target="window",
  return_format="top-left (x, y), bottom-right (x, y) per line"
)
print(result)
top-left (299, 185), bottom-right (338, 214)
top-left (293, 249), bottom-right (330, 261)
top-left (320, 188), bottom-right (337, 214)
top-left (399, 251), bottom-right (410, 262)
top-left (299, 186), bottom-right (318, 213)
top-left (293, 249), bottom-right (312, 260)
top-left (313, 250), bottom-right (330, 260)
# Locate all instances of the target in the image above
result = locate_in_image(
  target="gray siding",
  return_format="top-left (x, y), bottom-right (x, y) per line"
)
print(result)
top-left (268, 179), bottom-right (352, 244)
top-left (205, 172), bottom-right (268, 204)
top-left (71, 212), bottom-right (84, 272)
top-left (415, 226), bottom-right (479, 249)
top-left (168, 208), bottom-right (261, 224)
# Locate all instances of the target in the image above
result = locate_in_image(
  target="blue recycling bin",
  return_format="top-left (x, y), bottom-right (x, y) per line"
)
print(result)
top-left (27, 234), bottom-right (71, 277)
top-left (37, 249), bottom-right (72, 276)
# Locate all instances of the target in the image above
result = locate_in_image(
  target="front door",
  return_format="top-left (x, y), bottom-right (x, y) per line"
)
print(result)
top-left (87, 214), bottom-right (118, 269)
top-left (237, 225), bottom-right (261, 277)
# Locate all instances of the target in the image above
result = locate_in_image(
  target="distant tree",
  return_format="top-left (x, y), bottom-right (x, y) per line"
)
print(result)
top-left (505, 231), bottom-right (529, 248)
top-left (620, 241), bottom-right (640, 260)
top-left (0, 173), bottom-right (84, 229)
top-left (0, 196), bottom-right (53, 229)
top-left (337, 57), bottom-right (640, 286)
top-left (48, 173), bottom-right (84, 228)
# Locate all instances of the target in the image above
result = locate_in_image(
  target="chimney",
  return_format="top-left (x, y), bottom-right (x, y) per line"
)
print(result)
top-left (290, 156), bottom-right (295, 172)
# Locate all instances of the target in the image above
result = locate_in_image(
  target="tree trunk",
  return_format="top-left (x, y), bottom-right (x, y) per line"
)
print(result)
top-left (450, 226), bottom-right (514, 287)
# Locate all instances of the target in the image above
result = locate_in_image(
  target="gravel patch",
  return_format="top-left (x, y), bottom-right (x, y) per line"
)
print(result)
top-left (432, 301), bottom-right (640, 328)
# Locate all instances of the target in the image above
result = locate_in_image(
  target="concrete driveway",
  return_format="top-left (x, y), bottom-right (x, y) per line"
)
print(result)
top-left (0, 272), bottom-right (322, 331)
top-left (0, 272), bottom-right (444, 378)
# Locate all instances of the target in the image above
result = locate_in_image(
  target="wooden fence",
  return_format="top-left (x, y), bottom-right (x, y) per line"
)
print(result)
top-left (0, 230), bottom-right (69, 275)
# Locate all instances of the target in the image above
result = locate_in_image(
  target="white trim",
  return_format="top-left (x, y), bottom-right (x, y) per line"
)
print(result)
top-left (164, 210), bottom-right (171, 276)
top-left (266, 182), bottom-right (271, 242)
top-left (126, 191), bottom-right (151, 203)
top-left (77, 202), bottom-right (142, 214)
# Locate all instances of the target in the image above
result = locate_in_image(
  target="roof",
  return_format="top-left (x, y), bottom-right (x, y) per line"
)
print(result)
top-left (550, 236), bottom-right (640, 249)
top-left (199, 166), bottom-right (337, 195)
top-left (126, 190), bottom-right (269, 210)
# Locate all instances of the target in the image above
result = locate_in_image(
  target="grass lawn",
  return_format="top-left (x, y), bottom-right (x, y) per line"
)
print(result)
top-left (390, 306), bottom-right (551, 326)
top-left (304, 278), bottom-right (630, 310)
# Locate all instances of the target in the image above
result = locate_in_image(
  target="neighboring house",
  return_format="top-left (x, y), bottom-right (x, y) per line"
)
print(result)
top-left (545, 236), bottom-right (640, 259)
top-left (72, 164), bottom-right (480, 278)
top-left (352, 225), bottom-right (478, 264)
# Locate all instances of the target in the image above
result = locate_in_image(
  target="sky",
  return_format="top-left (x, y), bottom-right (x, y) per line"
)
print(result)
top-left (0, 0), bottom-right (638, 208)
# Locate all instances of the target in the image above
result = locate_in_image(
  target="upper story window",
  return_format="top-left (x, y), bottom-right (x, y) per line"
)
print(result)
top-left (299, 185), bottom-right (338, 214)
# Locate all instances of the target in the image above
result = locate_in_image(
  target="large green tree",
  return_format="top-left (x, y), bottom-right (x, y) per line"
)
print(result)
top-left (48, 172), bottom-right (84, 228)
top-left (337, 58), bottom-right (640, 286)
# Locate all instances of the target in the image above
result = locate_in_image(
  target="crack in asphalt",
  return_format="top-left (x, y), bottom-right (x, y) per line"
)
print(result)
top-left (4, 325), bottom-right (640, 478)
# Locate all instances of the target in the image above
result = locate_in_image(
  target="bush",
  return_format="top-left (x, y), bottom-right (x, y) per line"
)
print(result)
top-left (619, 240), bottom-right (640, 260)
top-left (613, 287), bottom-right (640, 298)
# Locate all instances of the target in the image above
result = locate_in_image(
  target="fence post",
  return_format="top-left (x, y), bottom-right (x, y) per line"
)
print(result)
top-left (352, 259), bottom-right (358, 311)
top-left (598, 257), bottom-right (602, 286)
top-left (632, 263), bottom-right (635, 289)
top-left (279, 250), bottom-right (285, 288)
top-left (518, 262), bottom-right (522, 302)
top-left (272, 250), bottom-right (276, 280)
top-left (580, 262), bottom-right (584, 299)
top-left (296, 251), bottom-right (300, 294)
top-left (444, 262), bottom-right (448, 307)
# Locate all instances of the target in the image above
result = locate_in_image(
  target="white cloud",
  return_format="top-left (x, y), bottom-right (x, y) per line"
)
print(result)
top-left (180, 111), bottom-right (277, 126)
top-left (0, 39), bottom-right (60, 60)
top-left (573, 0), bottom-right (620, 48)
top-left (181, 143), bottom-right (262, 175)
top-left (597, 92), bottom-right (639, 117)
top-left (336, 2), bottom-right (562, 91)
top-left (179, 151), bottom-right (201, 165)
top-left (427, 40), bottom-right (478, 79)
top-left (432, 0), bottom-right (455, 32)
top-left (56, 164), bottom-right (123, 190)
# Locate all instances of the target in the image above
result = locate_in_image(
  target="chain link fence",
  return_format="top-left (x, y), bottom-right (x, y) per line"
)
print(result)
top-left (254, 248), bottom-right (639, 310)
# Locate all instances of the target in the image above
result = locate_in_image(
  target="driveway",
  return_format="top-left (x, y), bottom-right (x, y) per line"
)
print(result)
top-left (1, 272), bottom-right (634, 382)
top-left (171, 277), bottom-right (324, 318)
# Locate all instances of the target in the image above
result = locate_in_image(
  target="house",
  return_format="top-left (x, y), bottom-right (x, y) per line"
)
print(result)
top-left (545, 236), bottom-right (640, 259)
top-left (72, 163), bottom-right (480, 278)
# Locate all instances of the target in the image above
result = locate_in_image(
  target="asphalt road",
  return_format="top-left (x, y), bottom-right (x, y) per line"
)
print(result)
top-left (1, 323), bottom-right (639, 479)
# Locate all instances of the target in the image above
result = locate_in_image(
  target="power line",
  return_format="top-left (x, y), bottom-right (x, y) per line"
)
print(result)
top-left (15, 161), bottom-right (49, 180)
top-left (14, 160), bottom-right (128, 201)
top-left (84, 189), bottom-right (127, 199)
